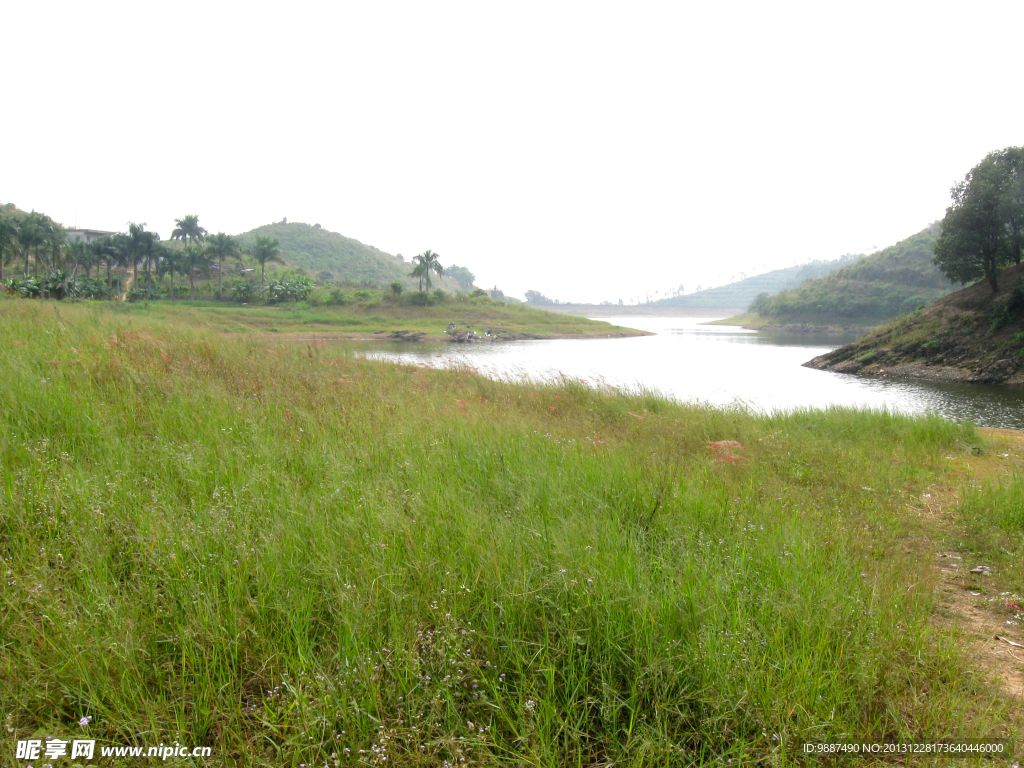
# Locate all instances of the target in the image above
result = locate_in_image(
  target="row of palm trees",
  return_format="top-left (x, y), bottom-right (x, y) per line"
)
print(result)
top-left (0, 210), bottom-right (286, 300)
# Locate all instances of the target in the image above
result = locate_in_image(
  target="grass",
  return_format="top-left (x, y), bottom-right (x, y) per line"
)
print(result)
top-left (0, 300), bottom-right (1020, 766)
top-left (68, 295), bottom-right (644, 340)
top-left (958, 473), bottom-right (1024, 597)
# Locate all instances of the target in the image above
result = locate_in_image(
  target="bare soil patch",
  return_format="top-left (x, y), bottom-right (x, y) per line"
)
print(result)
top-left (919, 428), bottom-right (1024, 704)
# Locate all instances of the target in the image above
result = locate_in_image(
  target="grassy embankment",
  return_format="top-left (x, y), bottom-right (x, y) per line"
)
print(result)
top-left (804, 262), bottom-right (1024, 385)
top-left (43, 295), bottom-right (644, 340)
top-left (1, 300), bottom-right (1021, 766)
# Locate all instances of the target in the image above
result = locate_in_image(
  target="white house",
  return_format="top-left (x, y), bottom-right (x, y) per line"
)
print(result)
top-left (66, 228), bottom-right (117, 244)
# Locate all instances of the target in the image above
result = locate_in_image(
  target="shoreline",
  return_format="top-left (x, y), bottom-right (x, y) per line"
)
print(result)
top-left (261, 326), bottom-right (653, 342)
top-left (804, 357), bottom-right (1024, 387)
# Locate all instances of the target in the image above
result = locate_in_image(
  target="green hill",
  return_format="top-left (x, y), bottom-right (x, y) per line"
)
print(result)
top-left (746, 222), bottom-right (954, 326)
top-left (234, 221), bottom-right (462, 291)
top-left (648, 256), bottom-right (859, 309)
top-left (805, 261), bottom-right (1024, 385)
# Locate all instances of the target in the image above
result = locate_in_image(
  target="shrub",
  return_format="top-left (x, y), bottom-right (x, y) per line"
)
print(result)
top-left (126, 287), bottom-right (164, 302)
top-left (991, 277), bottom-right (1024, 331)
top-left (266, 277), bottom-right (313, 303)
top-left (231, 283), bottom-right (258, 303)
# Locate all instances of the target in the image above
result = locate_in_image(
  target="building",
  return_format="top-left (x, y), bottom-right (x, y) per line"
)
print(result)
top-left (66, 228), bottom-right (117, 244)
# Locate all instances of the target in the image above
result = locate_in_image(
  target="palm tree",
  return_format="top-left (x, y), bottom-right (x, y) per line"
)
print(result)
top-left (126, 222), bottom-right (154, 289)
top-left (67, 239), bottom-right (89, 275)
top-left (171, 215), bottom-right (207, 248)
top-left (0, 212), bottom-right (19, 282)
top-left (158, 245), bottom-right (182, 298)
top-left (46, 225), bottom-right (68, 272)
top-left (181, 245), bottom-right (211, 300)
top-left (108, 233), bottom-right (134, 295)
top-left (409, 249), bottom-right (444, 292)
top-left (205, 232), bottom-right (240, 299)
top-left (249, 235), bottom-right (284, 287)
top-left (90, 236), bottom-right (119, 287)
top-left (18, 212), bottom-right (49, 275)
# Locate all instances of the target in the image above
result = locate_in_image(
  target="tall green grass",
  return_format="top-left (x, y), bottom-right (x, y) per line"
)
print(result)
top-left (958, 475), bottom-right (1024, 594)
top-left (0, 301), bottom-right (1013, 766)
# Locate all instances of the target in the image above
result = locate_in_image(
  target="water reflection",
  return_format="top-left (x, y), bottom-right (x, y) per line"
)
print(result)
top-left (336, 315), bottom-right (1024, 429)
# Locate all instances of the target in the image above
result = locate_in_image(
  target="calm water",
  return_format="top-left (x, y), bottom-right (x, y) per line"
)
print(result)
top-left (342, 315), bottom-right (1024, 429)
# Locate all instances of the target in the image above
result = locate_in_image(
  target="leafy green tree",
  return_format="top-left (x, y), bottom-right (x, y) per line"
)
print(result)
top-left (445, 264), bottom-right (475, 291)
top-left (998, 147), bottom-right (1024, 265)
top-left (934, 148), bottom-right (1024, 292)
top-left (205, 232), bottom-right (240, 299)
top-left (409, 249), bottom-right (444, 292)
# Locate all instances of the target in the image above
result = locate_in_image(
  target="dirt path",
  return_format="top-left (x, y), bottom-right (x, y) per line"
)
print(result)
top-left (917, 428), bottom-right (1024, 702)
top-left (120, 269), bottom-right (135, 301)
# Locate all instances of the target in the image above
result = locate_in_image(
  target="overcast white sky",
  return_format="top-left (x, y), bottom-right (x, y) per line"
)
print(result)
top-left (4, 1), bottom-right (1022, 303)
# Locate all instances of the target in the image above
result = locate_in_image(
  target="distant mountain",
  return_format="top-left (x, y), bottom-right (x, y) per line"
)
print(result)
top-left (647, 256), bottom-right (859, 309)
top-left (749, 222), bottom-right (953, 325)
top-left (233, 221), bottom-right (461, 291)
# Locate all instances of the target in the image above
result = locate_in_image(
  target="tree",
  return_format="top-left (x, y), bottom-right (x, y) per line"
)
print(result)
top-left (18, 212), bottom-right (50, 275)
top-left (171, 215), bottom-right (207, 248)
top-left (445, 264), bottom-right (476, 291)
top-left (934, 148), bottom-right (1024, 293)
top-left (46, 225), bottom-right (67, 272)
top-left (66, 239), bottom-right (89, 275)
top-left (205, 232), bottom-right (240, 299)
top-left (90, 236), bottom-right (120, 287)
top-left (126, 222), bottom-right (159, 289)
top-left (158, 246), bottom-right (182, 297)
top-left (249, 235), bottom-right (284, 287)
top-left (409, 249), bottom-right (444, 292)
top-left (998, 147), bottom-right (1024, 266)
top-left (0, 212), bottom-right (20, 282)
top-left (525, 289), bottom-right (552, 305)
top-left (180, 245), bottom-right (211, 300)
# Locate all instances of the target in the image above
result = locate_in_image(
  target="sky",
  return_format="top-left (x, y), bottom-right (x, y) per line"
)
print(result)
top-left (4, 1), bottom-right (1023, 304)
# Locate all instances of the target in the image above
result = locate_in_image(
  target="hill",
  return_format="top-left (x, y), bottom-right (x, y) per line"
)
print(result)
top-left (647, 256), bottom-right (859, 309)
top-left (233, 221), bottom-right (462, 291)
top-left (805, 261), bottom-right (1024, 385)
top-left (741, 222), bottom-right (953, 327)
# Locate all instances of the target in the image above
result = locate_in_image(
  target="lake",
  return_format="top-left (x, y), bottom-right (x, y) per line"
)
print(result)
top-left (341, 313), bottom-right (1024, 429)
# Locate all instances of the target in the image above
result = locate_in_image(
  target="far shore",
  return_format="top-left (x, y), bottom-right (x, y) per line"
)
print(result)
top-left (266, 326), bottom-right (652, 343)
top-left (541, 304), bottom-right (744, 318)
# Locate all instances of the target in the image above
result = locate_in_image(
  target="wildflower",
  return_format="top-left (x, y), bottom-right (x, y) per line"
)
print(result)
top-left (78, 716), bottom-right (92, 726)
